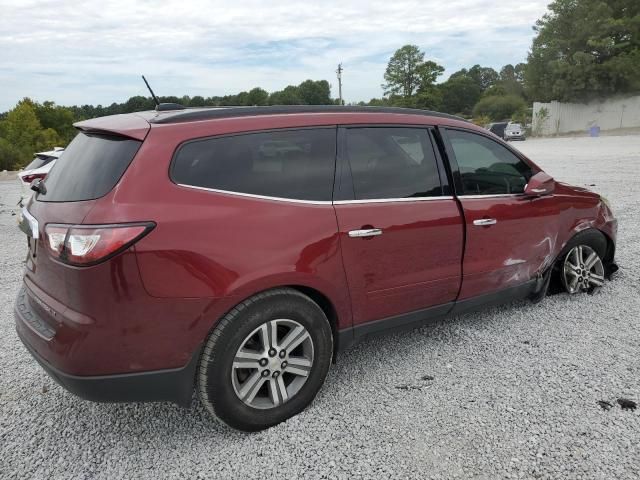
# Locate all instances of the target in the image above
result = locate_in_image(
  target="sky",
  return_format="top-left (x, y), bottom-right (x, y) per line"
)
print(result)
top-left (0, 0), bottom-right (550, 111)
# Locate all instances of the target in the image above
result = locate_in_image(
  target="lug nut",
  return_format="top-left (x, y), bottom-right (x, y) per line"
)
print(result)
top-left (279, 350), bottom-right (286, 358)
top-left (261, 370), bottom-right (270, 377)
top-left (259, 358), bottom-right (268, 367)
top-left (272, 371), bottom-right (280, 378)
top-left (281, 361), bottom-right (288, 369)
top-left (268, 348), bottom-right (277, 357)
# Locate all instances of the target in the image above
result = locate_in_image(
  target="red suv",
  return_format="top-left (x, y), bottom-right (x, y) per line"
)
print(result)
top-left (16, 106), bottom-right (618, 431)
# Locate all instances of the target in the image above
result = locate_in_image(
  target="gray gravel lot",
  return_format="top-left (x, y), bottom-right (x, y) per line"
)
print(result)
top-left (1, 135), bottom-right (639, 479)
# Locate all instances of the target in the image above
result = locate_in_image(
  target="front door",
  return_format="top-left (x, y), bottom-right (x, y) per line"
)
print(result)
top-left (442, 128), bottom-right (562, 300)
top-left (334, 126), bottom-right (464, 326)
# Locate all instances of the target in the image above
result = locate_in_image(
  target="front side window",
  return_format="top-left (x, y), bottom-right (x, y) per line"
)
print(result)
top-left (344, 127), bottom-right (441, 200)
top-left (447, 129), bottom-right (533, 195)
top-left (171, 128), bottom-right (336, 201)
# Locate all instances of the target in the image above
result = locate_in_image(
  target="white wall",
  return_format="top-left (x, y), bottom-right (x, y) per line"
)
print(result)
top-left (532, 95), bottom-right (640, 135)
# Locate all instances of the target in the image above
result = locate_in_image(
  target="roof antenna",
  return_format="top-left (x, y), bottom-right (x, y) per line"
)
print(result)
top-left (142, 75), bottom-right (160, 107)
top-left (141, 75), bottom-right (184, 111)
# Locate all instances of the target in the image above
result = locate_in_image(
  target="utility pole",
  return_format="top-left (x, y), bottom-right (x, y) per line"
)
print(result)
top-left (336, 63), bottom-right (343, 105)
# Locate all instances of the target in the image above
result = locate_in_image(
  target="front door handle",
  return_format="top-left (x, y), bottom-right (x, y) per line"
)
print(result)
top-left (473, 218), bottom-right (497, 226)
top-left (348, 228), bottom-right (383, 238)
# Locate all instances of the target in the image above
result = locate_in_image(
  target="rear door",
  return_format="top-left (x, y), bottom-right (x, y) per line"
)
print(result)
top-left (442, 128), bottom-right (562, 299)
top-left (333, 126), bottom-right (464, 326)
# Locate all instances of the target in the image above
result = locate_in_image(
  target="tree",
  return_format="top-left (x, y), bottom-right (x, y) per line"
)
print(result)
top-left (497, 63), bottom-right (528, 97)
top-left (451, 65), bottom-right (499, 92)
top-left (246, 87), bottom-right (269, 106)
top-left (269, 85), bottom-right (302, 105)
top-left (473, 94), bottom-right (527, 121)
top-left (0, 138), bottom-right (22, 170)
top-left (526, 0), bottom-right (640, 102)
top-left (0, 99), bottom-right (61, 168)
top-left (297, 80), bottom-right (332, 104)
top-left (34, 101), bottom-right (76, 144)
top-left (383, 45), bottom-right (444, 100)
top-left (190, 95), bottom-right (206, 107)
top-left (439, 76), bottom-right (482, 115)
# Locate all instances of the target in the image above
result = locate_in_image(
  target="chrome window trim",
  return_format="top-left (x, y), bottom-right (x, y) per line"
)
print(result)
top-left (177, 183), bottom-right (455, 205)
top-left (334, 196), bottom-right (454, 205)
top-left (176, 184), bottom-right (333, 205)
top-left (457, 194), bottom-right (525, 199)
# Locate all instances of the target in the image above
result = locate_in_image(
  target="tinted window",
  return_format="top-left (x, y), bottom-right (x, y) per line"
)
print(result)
top-left (40, 133), bottom-right (141, 202)
top-left (25, 155), bottom-right (56, 171)
top-left (171, 129), bottom-right (336, 201)
top-left (345, 128), bottom-right (441, 200)
top-left (447, 129), bottom-right (533, 195)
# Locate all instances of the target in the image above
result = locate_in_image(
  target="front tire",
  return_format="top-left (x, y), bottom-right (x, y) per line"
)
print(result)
top-left (558, 230), bottom-right (607, 295)
top-left (197, 288), bottom-right (333, 431)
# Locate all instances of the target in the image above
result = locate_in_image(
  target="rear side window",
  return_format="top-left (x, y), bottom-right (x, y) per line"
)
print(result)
top-left (447, 129), bottom-right (533, 195)
top-left (171, 128), bottom-right (336, 201)
top-left (344, 127), bottom-right (442, 200)
top-left (40, 133), bottom-right (141, 202)
top-left (25, 155), bottom-right (56, 171)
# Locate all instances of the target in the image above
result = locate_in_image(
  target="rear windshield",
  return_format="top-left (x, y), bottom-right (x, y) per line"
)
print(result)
top-left (39, 132), bottom-right (142, 202)
top-left (24, 155), bottom-right (56, 171)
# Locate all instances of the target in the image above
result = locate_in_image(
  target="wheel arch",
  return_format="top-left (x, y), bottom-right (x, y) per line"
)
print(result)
top-left (207, 282), bottom-right (348, 363)
top-left (287, 285), bottom-right (342, 362)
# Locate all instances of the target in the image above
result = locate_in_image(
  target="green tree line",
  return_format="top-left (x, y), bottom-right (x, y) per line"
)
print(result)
top-left (363, 45), bottom-right (530, 126)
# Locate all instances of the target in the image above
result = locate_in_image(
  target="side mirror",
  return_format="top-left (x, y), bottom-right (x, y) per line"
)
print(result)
top-left (524, 172), bottom-right (555, 197)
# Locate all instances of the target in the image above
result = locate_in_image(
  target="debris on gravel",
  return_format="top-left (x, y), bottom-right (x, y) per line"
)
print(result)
top-left (617, 398), bottom-right (637, 411)
top-left (1, 135), bottom-right (639, 479)
top-left (597, 400), bottom-right (614, 411)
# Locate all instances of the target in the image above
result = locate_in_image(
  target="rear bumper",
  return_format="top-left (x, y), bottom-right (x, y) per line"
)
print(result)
top-left (15, 290), bottom-right (201, 407)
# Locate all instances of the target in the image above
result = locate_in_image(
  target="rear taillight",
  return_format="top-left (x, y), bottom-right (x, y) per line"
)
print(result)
top-left (44, 223), bottom-right (154, 266)
top-left (22, 172), bottom-right (47, 184)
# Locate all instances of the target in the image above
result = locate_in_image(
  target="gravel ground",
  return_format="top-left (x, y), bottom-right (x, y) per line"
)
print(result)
top-left (1, 135), bottom-right (639, 479)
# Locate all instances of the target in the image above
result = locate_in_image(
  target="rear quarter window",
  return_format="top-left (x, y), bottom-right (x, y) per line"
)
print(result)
top-left (171, 128), bottom-right (336, 202)
top-left (39, 132), bottom-right (142, 202)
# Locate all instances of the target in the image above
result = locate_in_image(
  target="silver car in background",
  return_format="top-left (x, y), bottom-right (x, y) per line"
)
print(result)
top-left (504, 122), bottom-right (526, 141)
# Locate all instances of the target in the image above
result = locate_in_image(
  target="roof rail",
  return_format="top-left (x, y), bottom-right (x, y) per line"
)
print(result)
top-left (148, 105), bottom-right (467, 124)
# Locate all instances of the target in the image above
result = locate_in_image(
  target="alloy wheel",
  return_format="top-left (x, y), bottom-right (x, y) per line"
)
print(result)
top-left (562, 245), bottom-right (605, 294)
top-left (231, 319), bottom-right (314, 409)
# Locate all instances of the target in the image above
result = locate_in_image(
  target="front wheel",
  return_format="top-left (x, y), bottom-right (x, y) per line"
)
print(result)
top-left (562, 245), bottom-right (605, 294)
top-left (197, 288), bottom-right (333, 431)
top-left (559, 231), bottom-right (607, 294)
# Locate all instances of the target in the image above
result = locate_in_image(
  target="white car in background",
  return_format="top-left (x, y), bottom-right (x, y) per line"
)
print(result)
top-left (17, 147), bottom-right (64, 205)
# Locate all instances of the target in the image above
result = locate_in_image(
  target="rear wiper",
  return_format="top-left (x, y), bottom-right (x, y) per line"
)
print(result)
top-left (30, 178), bottom-right (47, 195)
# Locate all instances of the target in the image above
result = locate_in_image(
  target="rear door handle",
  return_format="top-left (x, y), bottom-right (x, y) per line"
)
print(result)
top-left (348, 228), bottom-right (383, 238)
top-left (473, 218), bottom-right (497, 226)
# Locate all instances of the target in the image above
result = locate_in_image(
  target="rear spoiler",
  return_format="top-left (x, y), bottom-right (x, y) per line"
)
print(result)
top-left (74, 113), bottom-right (150, 141)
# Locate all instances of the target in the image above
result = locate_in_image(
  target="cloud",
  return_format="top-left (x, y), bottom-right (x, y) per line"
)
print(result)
top-left (0, 0), bottom-right (549, 110)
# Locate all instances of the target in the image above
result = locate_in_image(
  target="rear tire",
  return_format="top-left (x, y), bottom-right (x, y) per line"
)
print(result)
top-left (197, 288), bottom-right (333, 431)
